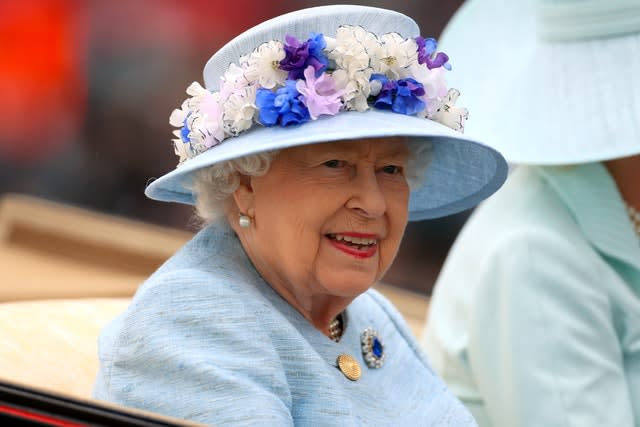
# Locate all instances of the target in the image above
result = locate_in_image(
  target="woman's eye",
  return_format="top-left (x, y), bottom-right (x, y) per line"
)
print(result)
top-left (382, 165), bottom-right (402, 175)
top-left (323, 160), bottom-right (344, 168)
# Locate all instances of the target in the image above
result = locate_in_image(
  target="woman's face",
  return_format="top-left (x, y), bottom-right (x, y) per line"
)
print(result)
top-left (234, 138), bottom-right (410, 305)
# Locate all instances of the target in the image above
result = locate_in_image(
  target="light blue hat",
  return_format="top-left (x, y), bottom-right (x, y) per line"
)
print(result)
top-left (145, 5), bottom-right (508, 220)
top-left (440, 0), bottom-right (640, 165)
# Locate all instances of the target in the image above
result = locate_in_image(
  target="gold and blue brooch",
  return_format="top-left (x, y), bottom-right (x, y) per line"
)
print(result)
top-left (361, 327), bottom-right (384, 369)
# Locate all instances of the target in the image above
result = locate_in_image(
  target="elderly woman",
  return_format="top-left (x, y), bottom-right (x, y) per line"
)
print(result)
top-left (93, 5), bottom-right (506, 426)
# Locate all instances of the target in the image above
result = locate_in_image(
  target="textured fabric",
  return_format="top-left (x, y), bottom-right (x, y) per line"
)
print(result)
top-left (422, 163), bottom-right (640, 427)
top-left (94, 223), bottom-right (476, 426)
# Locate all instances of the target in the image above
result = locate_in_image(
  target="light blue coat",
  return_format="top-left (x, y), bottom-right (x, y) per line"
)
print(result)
top-left (94, 222), bottom-right (475, 426)
top-left (423, 163), bottom-right (640, 427)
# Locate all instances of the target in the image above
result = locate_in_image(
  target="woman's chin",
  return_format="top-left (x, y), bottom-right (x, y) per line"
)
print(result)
top-left (318, 271), bottom-right (379, 298)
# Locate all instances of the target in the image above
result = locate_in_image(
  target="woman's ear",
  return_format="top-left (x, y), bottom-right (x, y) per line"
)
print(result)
top-left (231, 174), bottom-right (255, 216)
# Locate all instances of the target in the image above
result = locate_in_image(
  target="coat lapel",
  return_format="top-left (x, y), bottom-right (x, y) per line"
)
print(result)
top-left (538, 163), bottom-right (640, 274)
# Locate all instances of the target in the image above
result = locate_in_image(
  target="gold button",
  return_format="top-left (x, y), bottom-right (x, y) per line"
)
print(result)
top-left (337, 353), bottom-right (361, 381)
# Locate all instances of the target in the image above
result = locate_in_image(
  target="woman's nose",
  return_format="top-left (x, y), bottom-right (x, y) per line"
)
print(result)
top-left (345, 169), bottom-right (386, 218)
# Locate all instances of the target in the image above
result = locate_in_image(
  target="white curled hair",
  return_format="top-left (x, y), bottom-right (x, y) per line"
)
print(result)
top-left (190, 151), bottom-right (278, 225)
top-left (191, 140), bottom-right (433, 225)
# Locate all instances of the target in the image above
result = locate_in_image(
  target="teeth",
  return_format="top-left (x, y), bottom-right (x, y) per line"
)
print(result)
top-left (330, 234), bottom-right (377, 245)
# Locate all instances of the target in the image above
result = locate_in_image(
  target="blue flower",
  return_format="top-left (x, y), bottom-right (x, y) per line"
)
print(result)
top-left (280, 33), bottom-right (329, 80)
top-left (416, 36), bottom-right (451, 70)
top-left (370, 74), bottom-right (394, 108)
top-left (180, 114), bottom-right (191, 142)
top-left (370, 74), bottom-right (426, 116)
top-left (256, 80), bottom-right (311, 127)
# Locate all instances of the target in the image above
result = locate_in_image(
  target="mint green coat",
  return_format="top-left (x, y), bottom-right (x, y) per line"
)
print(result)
top-left (423, 163), bottom-right (640, 426)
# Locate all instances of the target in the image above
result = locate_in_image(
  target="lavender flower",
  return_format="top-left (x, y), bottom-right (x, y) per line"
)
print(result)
top-left (296, 66), bottom-right (344, 119)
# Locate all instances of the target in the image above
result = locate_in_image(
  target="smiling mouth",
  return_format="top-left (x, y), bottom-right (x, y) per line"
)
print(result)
top-left (326, 233), bottom-right (379, 258)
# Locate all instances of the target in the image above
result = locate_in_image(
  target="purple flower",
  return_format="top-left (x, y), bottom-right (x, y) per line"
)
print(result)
top-left (370, 74), bottom-right (426, 116)
top-left (280, 33), bottom-right (328, 80)
top-left (256, 80), bottom-right (311, 127)
top-left (416, 36), bottom-right (451, 70)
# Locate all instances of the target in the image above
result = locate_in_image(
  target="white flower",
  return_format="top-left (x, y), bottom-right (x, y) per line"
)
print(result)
top-left (406, 63), bottom-right (448, 117)
top-left (430, 88), bottom-right (469, 132)
top-left (169, 99), bottom-right (190, 128)
top-left (219, 63), bottom-right (257, 135)
top-left (370, 33), bottom-right (418, 80)
top-left (184, 81), bottom-right (211, 105)
top-left (179, 81), bottom-right (220, 117)
top-left (172, 87), bottom-right (225, 154)
top-left (169, 84), bottom-right (218, 163)
top-left (325, 26), bottom-right (375, 74)
top-left (173, 139), bottom-right (193, 164)
top-left (238, 52), bottom-right (250, 66)
top-left (220, 63), bottom-right (252, 98)
top-left (244, 40), bottom-right (287, 89)
top-left (350, 25), bottom-right (381, 54)
top-left (332, 68), bottom-right (373, 112)
top-left (223, 63), bottom-right (247, 84)
top-left (369, 78), bottom-right (383, 97)
top-left (223, 85), bottom-right (257, 135)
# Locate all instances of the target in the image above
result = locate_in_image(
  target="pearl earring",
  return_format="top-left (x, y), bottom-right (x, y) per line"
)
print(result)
top-left (239, 213), bottom-right (251, 228)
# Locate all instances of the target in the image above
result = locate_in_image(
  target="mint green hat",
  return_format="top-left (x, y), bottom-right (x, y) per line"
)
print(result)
top-left (440, 0), bottom-right (640, 165)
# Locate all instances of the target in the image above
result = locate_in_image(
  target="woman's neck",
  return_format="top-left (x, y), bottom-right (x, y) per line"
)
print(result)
top-left (604, 155), bottom-right (640, 208)
top-left (273, 283), bottom-right (352, 339)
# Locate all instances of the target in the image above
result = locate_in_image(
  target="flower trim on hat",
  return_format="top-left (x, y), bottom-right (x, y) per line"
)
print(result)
top-left (170, 26), bottom-right (468, 164)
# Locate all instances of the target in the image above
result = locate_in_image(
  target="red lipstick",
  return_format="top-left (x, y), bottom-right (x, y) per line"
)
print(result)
top-left (326, 232), bottom-right (379, 259)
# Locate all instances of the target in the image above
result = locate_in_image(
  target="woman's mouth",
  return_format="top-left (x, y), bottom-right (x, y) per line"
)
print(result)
top-left (325, 233), bottom-right (378, 258)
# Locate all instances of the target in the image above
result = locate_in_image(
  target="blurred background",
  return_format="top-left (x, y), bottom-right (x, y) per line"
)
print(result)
top-left (0, 0), bottom-right (467, 295)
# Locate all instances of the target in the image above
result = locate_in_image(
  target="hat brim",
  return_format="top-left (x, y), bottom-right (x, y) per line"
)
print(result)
top-left (145, 109), bottom-right (507, 221)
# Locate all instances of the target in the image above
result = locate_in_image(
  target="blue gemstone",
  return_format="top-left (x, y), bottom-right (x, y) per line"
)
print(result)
top-left (372, 337), bottom-right (383, 358)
